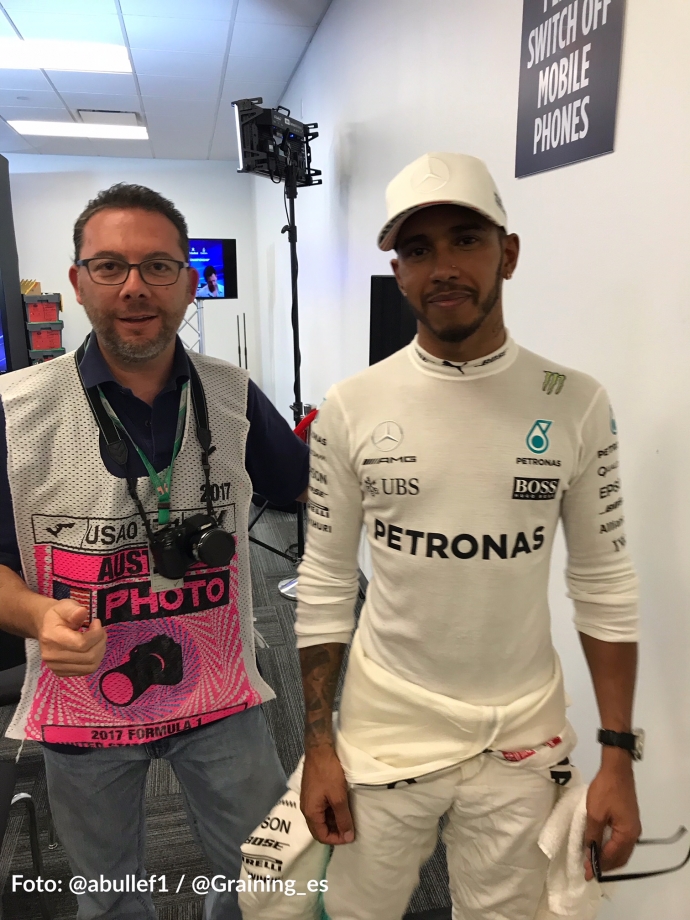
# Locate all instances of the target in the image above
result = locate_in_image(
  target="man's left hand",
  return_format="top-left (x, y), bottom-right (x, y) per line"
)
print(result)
top-left (584, 752), bottom-right (642, 881)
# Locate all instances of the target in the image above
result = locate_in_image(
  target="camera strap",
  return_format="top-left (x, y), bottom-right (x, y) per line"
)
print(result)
top-left (97, 383), bottom-right (188, 527)
top-left (75, 334), bottom-right (217, 529)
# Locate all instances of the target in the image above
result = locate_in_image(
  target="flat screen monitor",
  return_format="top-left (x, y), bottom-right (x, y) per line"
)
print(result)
top-left (188, 238), bottom-right (238, 300)
top-left (0, 310), bottom-right (7, 373)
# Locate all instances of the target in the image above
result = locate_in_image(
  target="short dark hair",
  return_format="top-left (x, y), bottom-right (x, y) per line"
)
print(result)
top-left (203, 265), bottom-right (216, 281)
top-left (73, 182), bottom-right (189, 261)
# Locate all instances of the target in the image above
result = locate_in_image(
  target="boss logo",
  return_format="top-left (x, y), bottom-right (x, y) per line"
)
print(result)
top-left (512, 477), bottom-right (560, 500)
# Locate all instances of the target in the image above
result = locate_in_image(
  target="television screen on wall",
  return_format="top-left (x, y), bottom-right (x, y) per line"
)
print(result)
top-left (188, 238), bottom-right (238, 300)
top-left (0, 313), bottom-right (7, 373)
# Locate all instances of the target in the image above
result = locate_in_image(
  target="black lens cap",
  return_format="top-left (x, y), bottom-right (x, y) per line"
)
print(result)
top-left (197, 528), bottom-right (236, 567)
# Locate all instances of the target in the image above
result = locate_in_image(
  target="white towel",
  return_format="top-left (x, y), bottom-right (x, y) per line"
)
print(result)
top-left (536, 782), bottom-right (604, 920)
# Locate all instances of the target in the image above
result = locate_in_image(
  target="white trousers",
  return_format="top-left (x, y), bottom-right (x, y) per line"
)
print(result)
top-left (325, 744), bottom-right (575, 920)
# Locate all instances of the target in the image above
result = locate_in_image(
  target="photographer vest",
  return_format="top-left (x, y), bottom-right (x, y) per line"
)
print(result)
top-left (0, 350), bottom-right (273, 746)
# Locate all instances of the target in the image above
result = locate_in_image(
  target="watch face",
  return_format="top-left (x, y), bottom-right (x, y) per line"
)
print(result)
top-left (633, 728), bottom-right (645, 761)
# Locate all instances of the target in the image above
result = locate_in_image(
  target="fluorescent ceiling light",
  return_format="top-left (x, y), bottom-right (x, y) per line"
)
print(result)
top-left (0, 38), bottom-right (131, 73)
top-left (8, 121), bottom-right (148, 140)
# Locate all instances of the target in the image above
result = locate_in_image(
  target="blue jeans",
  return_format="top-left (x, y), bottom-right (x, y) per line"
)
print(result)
top-left (43, 706), bottom-right (286, 920)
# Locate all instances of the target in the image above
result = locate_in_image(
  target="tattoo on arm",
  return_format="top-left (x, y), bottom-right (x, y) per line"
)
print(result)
top-left (299, 643), bottom-right (346, 751)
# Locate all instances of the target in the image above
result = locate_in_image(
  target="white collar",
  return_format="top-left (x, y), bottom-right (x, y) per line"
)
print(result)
top-left (408, 333), bottom-right (518, 380)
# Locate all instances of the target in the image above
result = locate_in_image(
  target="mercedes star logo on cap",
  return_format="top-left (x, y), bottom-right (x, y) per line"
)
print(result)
top-left (372, 421), bottom-right (404, 451)
top-left (411, 156), bottom-right (451, 192)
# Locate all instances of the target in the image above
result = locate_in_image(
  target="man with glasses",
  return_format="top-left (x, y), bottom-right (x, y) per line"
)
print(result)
top-left (0, 183), bottom-right (308, 919)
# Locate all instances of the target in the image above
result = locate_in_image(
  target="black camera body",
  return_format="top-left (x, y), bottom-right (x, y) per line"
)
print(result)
top-left (100, 634), bottom-right (183, 706)
top-left (149, 513), bottom-right (236, 581)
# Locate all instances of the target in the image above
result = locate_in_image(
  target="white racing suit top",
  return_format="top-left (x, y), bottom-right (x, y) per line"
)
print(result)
top-left (295, 335), bottom-right (639, 784)
top-left (0, 350), bottom-right (274, 746)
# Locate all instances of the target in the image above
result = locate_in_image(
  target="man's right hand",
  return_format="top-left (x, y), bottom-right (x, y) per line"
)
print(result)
top-left (301, 746), bottom-right (355, 845)
top-left (37, 600), bottom-right (106, 677)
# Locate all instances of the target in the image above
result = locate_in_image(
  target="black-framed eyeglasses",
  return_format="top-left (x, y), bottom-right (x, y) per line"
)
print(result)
top-left (75, 258), bottom-right (189, 286)
top-left (591, 826), bottom-right (690, 883)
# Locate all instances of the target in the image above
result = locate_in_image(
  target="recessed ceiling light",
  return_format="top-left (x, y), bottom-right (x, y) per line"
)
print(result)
top-left (0, 38), bottom-right (131, 73)
top-left (8, 121), bottom-right (147, 140)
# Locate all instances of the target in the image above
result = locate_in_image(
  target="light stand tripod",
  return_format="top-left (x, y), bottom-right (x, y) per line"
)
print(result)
top-left (248, 164), bottom-right (309, 597)
top-left (232, 97), bottom-right (322, 590)
top-left (282, 161), bottom-right (306, 562)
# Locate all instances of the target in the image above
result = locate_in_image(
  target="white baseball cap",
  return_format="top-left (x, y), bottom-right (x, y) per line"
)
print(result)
top-left (377, 152), bottom-right (508, 251)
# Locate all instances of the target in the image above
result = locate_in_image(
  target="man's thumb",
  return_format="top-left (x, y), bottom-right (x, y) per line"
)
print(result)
top-left (53, 600), bottom-right (90, 630)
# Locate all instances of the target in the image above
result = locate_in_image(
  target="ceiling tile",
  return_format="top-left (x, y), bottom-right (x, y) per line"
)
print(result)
top-left (24, 136), bottom-right (99, 156)
top-left (236, 0), bottom-right (330, 28)
top-left (46, 72), bottom-right (138, 95)
top-left (137, 73), bottom-right (215, 101)
top-left (6, 13), bottom-right (124, 44)
top-left (131, 48), bottom-right (224, 81)
top-left (120, 0), bottom-right (238, 19)
top-left (60, 92), bottom-right (142, 113)
top-left (0, 120), bottom-right (39, 153)
top-left (0, 16), bottom-right (18, 38)
top-left (0, 105), bottom-right (72, 121)
top-left (141, 95), bottom-right (216, 120)
top-left (224, 54), bottom-right (295, 84)
top-left (230, 20), bottom-right (312, 58)
top-left (0, 89), bottom-right (63, 107)
top-left (208, 99), bottom-right (239, 159)
top-left (208, 119), bottom-right (239, 160)
top-left (125, 15), bottom-right (230, 54)
top-left (3, 1), bottom-right (116, 14)
top-left (0, 69), bottom-right (54, 91)
top-left (148, 110), bottom-right (216, 139)
top-left (148, 128), bottom-right (212, 160)
top-left (89, 138), bottom-right (154, 158)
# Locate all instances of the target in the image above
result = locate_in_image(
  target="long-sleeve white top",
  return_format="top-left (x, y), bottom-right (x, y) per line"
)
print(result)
top-left (295, 335), bottom-right (638, 783)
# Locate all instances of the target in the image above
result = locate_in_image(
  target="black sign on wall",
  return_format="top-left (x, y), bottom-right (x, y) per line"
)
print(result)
top-left (515, 0), bottom-right (626, 178)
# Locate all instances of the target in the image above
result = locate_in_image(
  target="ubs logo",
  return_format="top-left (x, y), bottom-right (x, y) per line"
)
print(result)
top-left (372, 421), bottom-right (404, 452)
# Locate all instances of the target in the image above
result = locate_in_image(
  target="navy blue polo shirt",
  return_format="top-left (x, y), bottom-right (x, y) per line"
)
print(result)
top-left (0, 335), bottom-right (309, 574)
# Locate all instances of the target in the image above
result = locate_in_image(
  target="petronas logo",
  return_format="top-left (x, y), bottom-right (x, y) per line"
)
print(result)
top-left (527, 420), bottom-right (552, 454)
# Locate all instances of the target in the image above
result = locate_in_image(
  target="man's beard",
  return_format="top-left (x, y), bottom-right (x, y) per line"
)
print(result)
top-left (411, 260), bottom-right (503, 344)
top-left (82, 301), bottom-right (184, 365)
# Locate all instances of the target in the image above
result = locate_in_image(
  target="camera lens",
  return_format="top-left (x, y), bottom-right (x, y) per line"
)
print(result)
top-left (195, 528), bottom-right (236, 568)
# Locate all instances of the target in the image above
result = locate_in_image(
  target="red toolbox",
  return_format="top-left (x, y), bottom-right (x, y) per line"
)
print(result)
top-left (26, 321), bottom-right (64, 350)
top-left (23, 294), bottom-right (61, 324)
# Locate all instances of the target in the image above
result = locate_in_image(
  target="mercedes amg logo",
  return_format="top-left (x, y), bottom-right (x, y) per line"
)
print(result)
top-left (411, 157), bottom-right (450, 192)
top-left (372, 421), bottom-right (404, 452)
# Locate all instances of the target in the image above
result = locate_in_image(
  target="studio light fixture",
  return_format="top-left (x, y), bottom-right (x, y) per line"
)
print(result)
top-left (0, 38), bottom-right (131, 73)
top-left (8, 121), bottom-right (148, 140)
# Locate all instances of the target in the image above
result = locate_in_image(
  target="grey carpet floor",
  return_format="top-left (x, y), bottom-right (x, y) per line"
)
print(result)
top-left (0, 509), bottom-right (451, 919)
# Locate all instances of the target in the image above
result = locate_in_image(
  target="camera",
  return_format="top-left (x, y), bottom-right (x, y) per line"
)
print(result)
top-left (149, 513), bottom-right (236, 581)
top-left (100, 635), bottom-right (183, 706)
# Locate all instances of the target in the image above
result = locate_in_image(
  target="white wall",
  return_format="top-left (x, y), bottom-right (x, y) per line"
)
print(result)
top-left (254, 1), bottom-right (690, 915)
top-left (6, 154), bottom-right (264, 385)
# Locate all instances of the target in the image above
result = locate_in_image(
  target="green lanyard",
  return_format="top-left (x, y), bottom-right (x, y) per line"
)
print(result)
top-left (98, 382), bottom-right (189, 526)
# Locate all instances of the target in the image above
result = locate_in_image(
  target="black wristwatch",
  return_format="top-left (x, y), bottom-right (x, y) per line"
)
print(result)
top-left (597, 728), bottom-right (645, 762)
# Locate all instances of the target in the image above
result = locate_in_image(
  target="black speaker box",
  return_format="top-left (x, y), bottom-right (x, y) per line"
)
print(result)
top-left (369, 275), bottom-right (417, 365)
